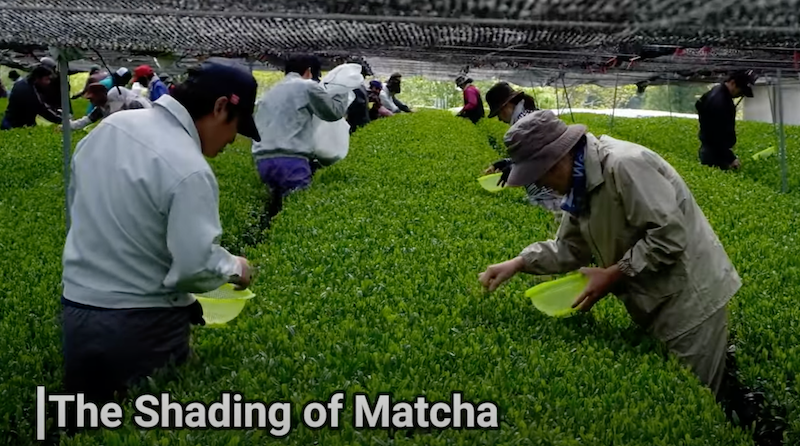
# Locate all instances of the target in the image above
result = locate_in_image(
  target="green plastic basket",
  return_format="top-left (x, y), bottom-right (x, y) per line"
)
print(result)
top-left (478, 173), bottom-right (506, 192)
top-left (752, 146), bottom-right (776, 161)
top-left (193, 283), bottom-right (256, 327)
top-left (525, 274), bottom-right (589, 318)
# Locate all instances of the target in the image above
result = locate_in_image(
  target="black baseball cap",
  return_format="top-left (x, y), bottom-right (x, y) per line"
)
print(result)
top-left (728, 71), bottom-right (755, 98)
top-left (188, 58), bottom-right (261, 142)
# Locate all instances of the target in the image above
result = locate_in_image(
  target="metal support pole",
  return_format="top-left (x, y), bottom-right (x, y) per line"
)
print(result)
top-left (667, 77), bottom-right (673, 120)
top-left (610, 72), bottom-right (619, 131)
top-left (776, 70), bottom-right (788, 193)
top-left (767, 78), bottom-right (778, 138)
top-left (58, 52), bottom-right (72, 232)
top-left (561, 75), bottom-right (575, 122)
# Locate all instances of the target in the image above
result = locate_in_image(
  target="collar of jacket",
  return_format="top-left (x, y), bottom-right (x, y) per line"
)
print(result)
top-left (153, 95), bottom-right (202, 150)
top-left (511, 101), bottom-right (524, 123)
top-left (511, 101), bottom-right (535, 124)
top-left (717, 82), bottom-right (733, 99)
top-left (584, 133), bottom-right (605, 193)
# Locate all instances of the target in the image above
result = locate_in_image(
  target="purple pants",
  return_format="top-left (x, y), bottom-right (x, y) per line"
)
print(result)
top-left (256, 157), bottom-right (312, 196)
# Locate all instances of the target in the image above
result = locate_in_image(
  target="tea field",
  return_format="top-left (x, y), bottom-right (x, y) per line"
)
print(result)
top-left (1, 97), bottom-right (799, 444)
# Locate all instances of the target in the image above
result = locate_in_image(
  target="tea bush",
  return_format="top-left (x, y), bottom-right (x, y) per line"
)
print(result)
top-left (63, 111), bottom-right (750, 445)
top-left (4, 104), bottom-right (795, 444)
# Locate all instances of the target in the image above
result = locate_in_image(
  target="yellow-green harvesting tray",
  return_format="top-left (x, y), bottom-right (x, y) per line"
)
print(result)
top-left (478, 173), bottom-right (506, 192)
top-left (525, 274), bottom-right (589, 318)
top-left (193, 283), bottom-right (256, 327)
top-left (752, 146), bottom-right (776, 161)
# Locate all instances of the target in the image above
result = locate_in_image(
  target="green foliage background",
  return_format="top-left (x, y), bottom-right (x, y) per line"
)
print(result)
top-left (370, 75), bottom-right (711, 114)
top-left (2, 64), bottom-right (711, 116)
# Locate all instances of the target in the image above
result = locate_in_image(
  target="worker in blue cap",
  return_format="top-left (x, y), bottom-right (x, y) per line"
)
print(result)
top-left (61, 58), bottom-right (260, 414)
top-left (368, 80), bottom-right (394, 119)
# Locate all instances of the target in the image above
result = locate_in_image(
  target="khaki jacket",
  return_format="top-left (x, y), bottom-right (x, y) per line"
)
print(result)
top-left (520, 134), bottom-right (741, 341)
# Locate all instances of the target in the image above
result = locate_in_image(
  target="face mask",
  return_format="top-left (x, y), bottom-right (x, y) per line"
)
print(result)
top-left (526, 183), bottom-right (562, 211)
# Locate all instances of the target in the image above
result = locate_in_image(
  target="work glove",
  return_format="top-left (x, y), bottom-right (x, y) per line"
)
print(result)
top-left (497, 165), bottom-right (511, 187)
top-left (187, 300), bottom-right (205, 326)
top-left (492, 159), bottom-right (513, 187)
top-left (492, 158), bottom-right (512, 171)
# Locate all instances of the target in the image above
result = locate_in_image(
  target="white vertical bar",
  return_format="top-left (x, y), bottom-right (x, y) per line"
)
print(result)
top-left (36, 386), bottom-right (46, 440)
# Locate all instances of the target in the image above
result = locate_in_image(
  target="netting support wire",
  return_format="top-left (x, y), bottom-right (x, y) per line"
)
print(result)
top-left (528, 72), bottom-right (539, 108)
top-left (561, 74), bottom-right (575, 123)
top-left (776, 70), bottom-right (788, 193)
top-left (610, 72), bottom-right (619, 131)
top-left (58, 50), bottom-right (72, 233)
top-left (92, 48), bottom-right (122, 96)
top-left (555, 82), bottom-right (560, 117)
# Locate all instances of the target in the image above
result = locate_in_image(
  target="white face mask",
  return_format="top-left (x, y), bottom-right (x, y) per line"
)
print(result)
top-left (525, 183), bottom-right (562, 208)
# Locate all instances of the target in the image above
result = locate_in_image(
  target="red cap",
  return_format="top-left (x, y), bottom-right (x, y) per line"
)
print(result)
top-left (133, 65), bottom-right (154, 81)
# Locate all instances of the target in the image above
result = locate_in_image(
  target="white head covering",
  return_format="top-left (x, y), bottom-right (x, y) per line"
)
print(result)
top-left (40, 57), bottom-right (57, 70)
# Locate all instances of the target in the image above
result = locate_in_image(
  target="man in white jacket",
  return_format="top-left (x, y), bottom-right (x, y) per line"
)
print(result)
top-left (252, 54), bottom-right (349, 222)
top-left (61, 59), bottom-right (261, 406)
top-left (64, 82), bottom-right (153, 131)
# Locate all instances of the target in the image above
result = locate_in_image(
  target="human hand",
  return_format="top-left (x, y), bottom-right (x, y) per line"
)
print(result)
top-left (730, 159), bottom-right (741, 170)
top-left (571, 265), bottom-right (624, 311)
top-left (230, 256), bottom-right (253, 290)
top-left (479, 257), bottom-right (526, 292)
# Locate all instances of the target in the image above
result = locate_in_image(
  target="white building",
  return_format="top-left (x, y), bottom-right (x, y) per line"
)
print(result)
top-left (744, 79), bottom-right (800, 125)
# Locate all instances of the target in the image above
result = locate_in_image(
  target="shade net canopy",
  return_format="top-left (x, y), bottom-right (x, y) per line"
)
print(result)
top-left (2, 0), bottom-right (800, 85)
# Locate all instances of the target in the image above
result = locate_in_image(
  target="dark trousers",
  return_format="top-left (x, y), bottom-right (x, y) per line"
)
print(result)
top-left (665, 306), bottom-right (729, 400)
top-left (699, 145), bottom-right (736, 169)
top-left (262, 159), bottom-right (322, 227)
top-left (267, 188), bottom-right (284, 222)
top-left (61, 298), bottom-right (200, 403)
